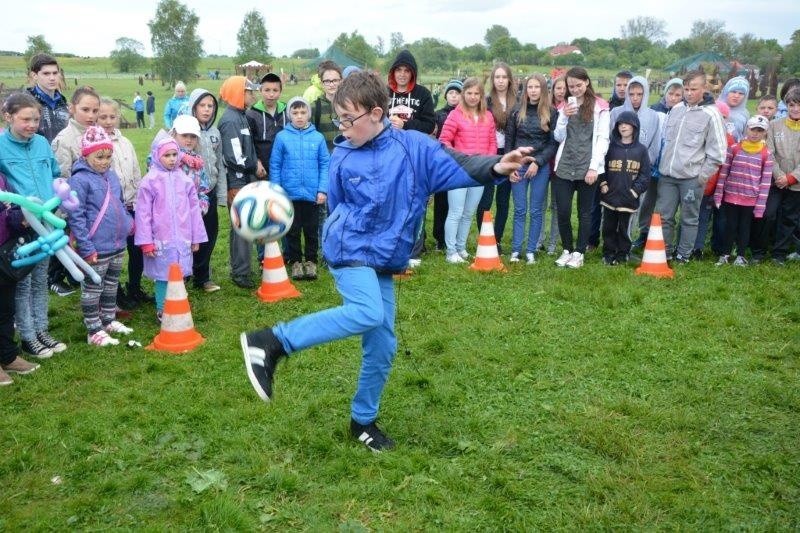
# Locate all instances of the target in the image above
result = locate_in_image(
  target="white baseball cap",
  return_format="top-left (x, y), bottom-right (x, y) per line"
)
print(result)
top-left (747, 115), bottom-right (770, 131)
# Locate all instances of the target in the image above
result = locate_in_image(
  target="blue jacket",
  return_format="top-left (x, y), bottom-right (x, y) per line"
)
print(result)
top-left (163, 95), bottom-right (189, 129)
top-left (67, 159), bottom-right (133, 258)
top-left (323, 122), bottom-right (477, 273)
top-left (270, 123), bottom-right (330, 202)
top-left (0, 131), bottom-right (60, 200)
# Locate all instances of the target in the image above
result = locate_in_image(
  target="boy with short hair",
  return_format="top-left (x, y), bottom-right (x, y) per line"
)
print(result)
top-left (269, 97), bottom-right (329, 281)
top-left (26, 53), bottom-right (69, 142)
top-left (757, 95), bottom-right (778, 121)
top-left (246, 73), bottom-right (286, 180)
top-left (218, 75), bottom-right (261, 288)
top-left (240, 70), bottom-right (530, 452)
top-left (650, 78), bottom-right (684, 113)
top-left (609, 70), bottom-right (633, 110)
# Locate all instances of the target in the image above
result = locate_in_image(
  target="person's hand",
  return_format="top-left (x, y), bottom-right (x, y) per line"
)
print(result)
top-left (191, 243), bottom-right (199, 252)
top-left (774, 174), bottom-right (789, 189)
top-left (389, 114), bottom-right (405, 129)
top-left (493, 147), bottom-right (534, 175)
top-left (316, 192), bottom-right (327, 205)
top-left (256, 161), bottom-right (267, 179)
top-left (84, 252), bottom-right (98, 264)
top-left (585, 169), bottom-right (598, 185)
top-left (509, 170), bottom-right (522, 183)
top-left (600, 183), bottom-right (609, 194)
top-left (524, 161), bottom-right (539, 179)
top-left (563, 101), bottom-right (579, 117)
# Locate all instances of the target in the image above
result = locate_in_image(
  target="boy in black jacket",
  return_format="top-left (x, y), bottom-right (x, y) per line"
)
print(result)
top-left (599, 111), bottom-right (651, 264)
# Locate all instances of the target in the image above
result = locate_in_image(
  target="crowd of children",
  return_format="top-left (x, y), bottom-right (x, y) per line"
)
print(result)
top-left (1, 51), bottom-right (798, 453)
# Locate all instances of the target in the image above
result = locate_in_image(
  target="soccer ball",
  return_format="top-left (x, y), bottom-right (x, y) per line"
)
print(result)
top-left (230, 181), bottom-right (294, 242)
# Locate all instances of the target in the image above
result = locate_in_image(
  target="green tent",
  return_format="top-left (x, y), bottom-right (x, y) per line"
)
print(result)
top-left (304, 44), bottom-right (365, 69)
top-left (664, 52), bottom-right (727, 73)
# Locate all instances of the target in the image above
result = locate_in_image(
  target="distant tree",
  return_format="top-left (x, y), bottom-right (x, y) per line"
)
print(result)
top-left (784, 29), bottom-right (800, 76)
top-left (235, 10), bottom-right (270, 65)
top-left (461, 43), bottom-right (487, 63)
top-left (291, 48), bottom-right (319, 60)
top-left (489, 35), bottom-right (521, 64)
top-left (148, 0), bottom-right (203, 85)
top-left (23, 35), bottom-right (53, 69)
top-left (374, 36), bottom-right (385, 58)
top-left (333, 31), bottom-right (377, 67)
top-left (735, 34), bottom-right (782, 66)
top-left (516, 43), bottom-right (542, 65)
top-left (484, 25), bottom-right (511, 48)
top-left (407, 38), bottom-right (459, 70)
top-left (388, 32), bottom-right (405, 57)
top-left (620, 17), bottom-right (668, 44)
top-left (110, 37), bottom-right (146, 73)
top-left (688, 19), bottom-right (738, 57)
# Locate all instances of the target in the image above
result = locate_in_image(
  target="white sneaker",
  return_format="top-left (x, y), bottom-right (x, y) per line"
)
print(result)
top-left (446, 253), bottom-right (465, 264)
top-left (565, 251), bottom-right (584, 268)
top-left (407, 258), bottom-right (422, 269)
top-left (526, 252), bottom-right (536, 265)
top-left (509, 252), bottom-right (520, 263)
top-left (715, 255), bottom-right (729, 266)
top-left (457, 250), bottom-right (470, 260)
top-left (733, 255), bottom-right (748, 267)
top-left (555, 250), bottom-right (572, 267)
top-left (105, 320), bottom-right (134, 335)
top-left (88, 330), bottom-right (120, 346)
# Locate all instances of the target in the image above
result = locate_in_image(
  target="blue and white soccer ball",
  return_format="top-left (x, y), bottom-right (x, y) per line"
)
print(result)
top-left (230, 181), bottom-right (294, 242)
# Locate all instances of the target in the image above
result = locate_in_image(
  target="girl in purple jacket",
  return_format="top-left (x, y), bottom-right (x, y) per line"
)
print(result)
top-left (135, 138), bottom-right (207, 321)
top-left (68, 126), bottom-right (135, 346)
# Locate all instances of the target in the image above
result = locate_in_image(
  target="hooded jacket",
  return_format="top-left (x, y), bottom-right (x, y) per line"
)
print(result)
top-left (0, 131), bottom-right (60, 200)
top-left (505, 101), bottom-right (559, 167)
top-left (67, 158), bottom-right (133, 258)
top-left (434, 103), bottom-right (457, 140)
top-left (323, 123), bottom-right (494, 273)
top-left (106, 128), bottom-right (142, 207)
top-left (610, 76), bottom-right (663, 165)
top-left (302, 74), bottom-right (324, 103)
top-left (218, 77), bottom-right (258, 190)
top-left (387, 50), bottom-right (435, 134)
top-left (163, 94), bottom-right (189, 130)
top-left (51, 118), bottom-right (87, 178)
top-left (600, 111), bottom-right (651, 212)
top-left (438, 105), bottom-right (497, 156)
top-left (270, 113), bottom-right (330, 202)
top-left (659, 95), bottom-right (727, 184)
top-left (134, 137), bottom-right (208, 279)
top-left (185, 88), bottom-right (226, 200)
top-left (27, 86), bottom-right (69, 143)
top-left (246, 99), bottom-right (287, 172)
top-left (650, 78), bottom-right (683, 114)
top-left (718, 76), bottom-right (750, 141)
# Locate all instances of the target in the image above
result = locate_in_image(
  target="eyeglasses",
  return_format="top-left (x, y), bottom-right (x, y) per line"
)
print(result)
top-left (332, 110), bottom-right (370, 129)
top-left (322, 78), bottom-right (341, 86)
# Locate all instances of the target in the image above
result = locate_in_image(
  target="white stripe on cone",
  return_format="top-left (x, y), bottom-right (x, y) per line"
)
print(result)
top-left (263, 267), bottom-right (289, 283)
top-left (162, 312), bottom-right (194, 331)
top-left (642, 248), bottom-right (668, 263)
top-left (476, 243), bottom-right (499, 257)
top-left (165, 279), bottom-right (188, 300)
top-left (479, 221), bottom-right (495, 236)
top-left (648, 225), bottom-right (664, 242)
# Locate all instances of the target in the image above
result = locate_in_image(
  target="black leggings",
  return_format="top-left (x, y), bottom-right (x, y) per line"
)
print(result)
top-left (552, 175), bottom-right (596, 253)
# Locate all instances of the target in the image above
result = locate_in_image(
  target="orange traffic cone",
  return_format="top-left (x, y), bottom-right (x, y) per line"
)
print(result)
top-left (470, 211), bottom-right (506, 272)
top-left (147, 263), bottom-right (205, 353)
top-left (256, 241), bottom-right (301, 303)
top-left (635, 213), bottom-right (674, 279)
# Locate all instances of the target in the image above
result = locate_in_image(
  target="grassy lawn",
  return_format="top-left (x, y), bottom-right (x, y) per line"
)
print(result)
top-left (0, 74), bottom-right (797, 530)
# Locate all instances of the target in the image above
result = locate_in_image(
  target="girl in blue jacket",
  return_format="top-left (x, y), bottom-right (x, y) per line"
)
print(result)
top-left (0, 93), bottom-right (65, 359)
top-left (270, 97), bottom-right (330, 280)
top-left (67, 126), bottom-right (134, 346)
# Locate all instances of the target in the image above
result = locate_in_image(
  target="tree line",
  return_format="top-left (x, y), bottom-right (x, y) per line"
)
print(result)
top-left (20, 2), bottom-right (800, 85)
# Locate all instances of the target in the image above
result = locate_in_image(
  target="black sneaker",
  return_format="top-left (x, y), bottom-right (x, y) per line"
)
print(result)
top-left (21, 338), bottom-right (54, 359)
top-left (36, 331), bottom-right (67, 353)
top-left (232, 276), bottom-right (255, 289)
top-left (49, 281), bottom-right (75, 297)
top-left (116, 286), bottom-right (139, 310)
top-left (240, 329), bottom-right (286, 402)
top-left (127, 284), bottom-right (155, 304)
top-left (350, 419), bottom-right (396, 452)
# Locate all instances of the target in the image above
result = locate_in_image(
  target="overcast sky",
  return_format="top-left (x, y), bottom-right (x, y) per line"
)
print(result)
top-left (2, 0), bottom-right (796, 58)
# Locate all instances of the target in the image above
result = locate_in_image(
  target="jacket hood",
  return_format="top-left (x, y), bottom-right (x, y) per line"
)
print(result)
top-left (623, 76), bottom-right (650, 110)
top-left (719, 76), bottom-right (749, 111)
top-left (252, 99), bottom-right (286, 114)
top-left (388, 50), bottom-right (418, 93)
top-left (664, 77), bottom-right (683, 97)
top-left (219, 76), bottom-right (248, 109)
top-left (186, 88), bottom-right (218, 128)
top-left (700, 91), bottom-right (716, 107)
top-left (149, 137), bottom-right (181, 172)
top-left (611, 110), bottom-right (640, 144)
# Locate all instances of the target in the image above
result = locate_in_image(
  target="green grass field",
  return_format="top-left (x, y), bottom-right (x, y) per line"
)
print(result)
top-left (0, 74), bottom-right (798, 530)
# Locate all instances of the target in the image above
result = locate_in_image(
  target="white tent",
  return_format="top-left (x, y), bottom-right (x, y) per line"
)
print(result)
top-left (239, 60), bottom-right (265, 68)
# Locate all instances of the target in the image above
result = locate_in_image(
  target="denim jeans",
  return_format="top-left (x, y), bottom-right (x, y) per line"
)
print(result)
top-left (511, 164), bottom-right (550, 254)
top-left (15, 258), bottom-right (49, 342)
top-left (445, 186), bottom-right (484, 255)
top-left (273, 266), bottom-right (396, 425)
top-left (694, 194), bottom-right (725, 254)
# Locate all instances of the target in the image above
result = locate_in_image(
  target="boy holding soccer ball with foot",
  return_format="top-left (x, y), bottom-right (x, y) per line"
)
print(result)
top-left (241, 71), bottom-right (531, 452)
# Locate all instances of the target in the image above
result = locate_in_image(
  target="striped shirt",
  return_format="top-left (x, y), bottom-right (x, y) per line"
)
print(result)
top-left (713, 142), bottom-right (773, 218)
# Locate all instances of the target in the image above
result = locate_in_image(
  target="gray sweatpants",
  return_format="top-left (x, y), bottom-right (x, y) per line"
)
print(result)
top-left (654, 175), bottom-right (703, 257)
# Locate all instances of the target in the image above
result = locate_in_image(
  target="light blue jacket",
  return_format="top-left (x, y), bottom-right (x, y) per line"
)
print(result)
top-left (0, 131), bottom-right (60, 200)
top-left (270, 123), bottom-right (330, 202)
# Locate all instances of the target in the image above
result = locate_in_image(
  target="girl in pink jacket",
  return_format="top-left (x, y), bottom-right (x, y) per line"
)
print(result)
top-left (439, 77), bottom-right (497, 263)
top-left (134, 137), bottom-right (207, 321)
